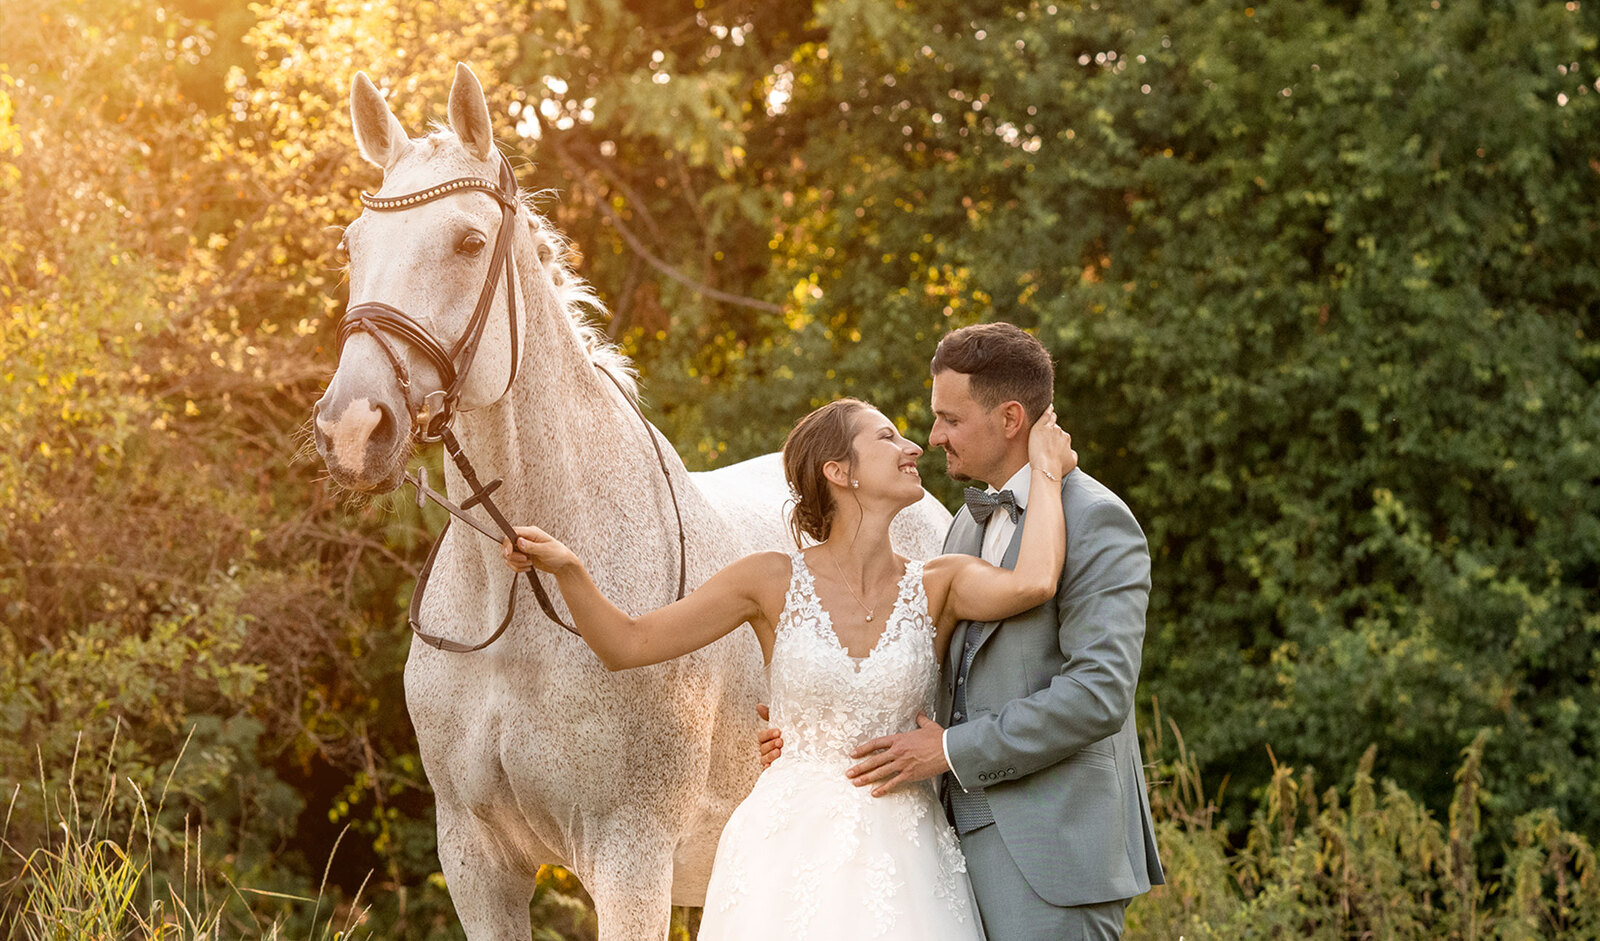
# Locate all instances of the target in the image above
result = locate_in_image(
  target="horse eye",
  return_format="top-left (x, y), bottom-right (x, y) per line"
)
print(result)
top-left (457, 233), bottom-right (487, 256)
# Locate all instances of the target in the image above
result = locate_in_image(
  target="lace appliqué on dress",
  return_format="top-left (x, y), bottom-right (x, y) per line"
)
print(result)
top-left (698, 552), bottom-right (982, 940)
top-left (765, 554), bottom-right (971, 926)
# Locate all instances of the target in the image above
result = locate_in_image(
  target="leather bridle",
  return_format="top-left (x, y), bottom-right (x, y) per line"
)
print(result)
top-left (339, 155), bottom-right (522, 442)
top-left (337, 152), bottom-right (687, 650)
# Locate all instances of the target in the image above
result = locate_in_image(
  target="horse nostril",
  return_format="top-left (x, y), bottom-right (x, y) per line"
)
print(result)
top-left (311, 402), bottom-right (330, 451)
top-left (371, 400), bottom-right (400, 450)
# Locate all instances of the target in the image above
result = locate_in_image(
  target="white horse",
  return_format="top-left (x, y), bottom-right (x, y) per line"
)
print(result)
top-left (311, 64), bottom-right (952, 940)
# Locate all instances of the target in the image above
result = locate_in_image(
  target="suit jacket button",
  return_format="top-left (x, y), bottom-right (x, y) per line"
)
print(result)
top-left (1006, 767), bottom-right (1015, 774)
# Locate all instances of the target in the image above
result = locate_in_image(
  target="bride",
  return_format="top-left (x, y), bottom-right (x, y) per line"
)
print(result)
top-left (502, 397), bottom-right (1075, 939)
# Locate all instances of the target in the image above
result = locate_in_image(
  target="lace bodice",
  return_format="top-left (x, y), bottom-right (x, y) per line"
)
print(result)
top-left (767, 552), bottom-right (939, 769)
top-left (700, 551), bottom-right (980, 940)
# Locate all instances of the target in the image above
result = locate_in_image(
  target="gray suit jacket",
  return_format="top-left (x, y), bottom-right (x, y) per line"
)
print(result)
top-left (939, 468), bottom-right (1165, 908)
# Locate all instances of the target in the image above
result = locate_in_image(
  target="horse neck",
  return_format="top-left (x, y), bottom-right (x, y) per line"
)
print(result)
top-left (445, 281), bottom-right (690, 564)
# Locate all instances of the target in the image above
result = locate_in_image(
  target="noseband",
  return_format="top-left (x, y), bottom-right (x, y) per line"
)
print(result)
top-left (338, 152), bottom-right (687, 651)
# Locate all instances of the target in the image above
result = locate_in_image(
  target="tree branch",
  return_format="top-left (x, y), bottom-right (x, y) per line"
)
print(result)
top-left (542, 136), bottom-right (783, 314)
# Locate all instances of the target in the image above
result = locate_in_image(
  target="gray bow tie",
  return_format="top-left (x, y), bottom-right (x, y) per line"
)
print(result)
top-left (964, 488), bottom-right (1021, 525)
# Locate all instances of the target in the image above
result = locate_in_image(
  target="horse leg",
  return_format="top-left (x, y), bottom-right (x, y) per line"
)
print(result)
top-left (436, 807), bottom-right (535, 941)
top-left (584, 834), bottom-right (677, 941)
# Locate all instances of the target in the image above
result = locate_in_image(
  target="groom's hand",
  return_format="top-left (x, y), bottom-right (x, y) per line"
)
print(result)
top-left (756, 704), bottom-right (783, 769)
top-left (847, 714), bottom-right (948, 797)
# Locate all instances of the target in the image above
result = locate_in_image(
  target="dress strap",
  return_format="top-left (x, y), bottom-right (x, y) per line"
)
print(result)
top-left (787, 550), bottom-right (812, 592)
top-left (776, 551), bottom-right (815, 636)
top-left (900, 559), bottom-right (927, 605)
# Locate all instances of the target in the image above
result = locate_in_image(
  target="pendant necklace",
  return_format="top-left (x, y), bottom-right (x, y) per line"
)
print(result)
top-left (828, 551), bottom-right (877, 622)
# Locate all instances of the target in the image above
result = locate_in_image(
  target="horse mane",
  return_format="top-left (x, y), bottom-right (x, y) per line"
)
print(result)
top-left (412, 127), bottom-right (640, 403)
top-left (520, 195), bottom-right (640, 404)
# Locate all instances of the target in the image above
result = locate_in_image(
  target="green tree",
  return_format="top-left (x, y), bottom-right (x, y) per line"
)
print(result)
top-left (0, 0), bottom-right (412, 929)
top-left (6, 0), bottom-right (1598, 933)
top-left (728, 0), bottom-right (1600, 846)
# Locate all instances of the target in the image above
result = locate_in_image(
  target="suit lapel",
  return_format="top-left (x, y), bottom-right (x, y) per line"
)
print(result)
top-left (941, 508), bottom-right (985, 704)
top-left (999, 506), bottom-right (1026, 570)
top-left (944, 507), bottom-right (984, 557)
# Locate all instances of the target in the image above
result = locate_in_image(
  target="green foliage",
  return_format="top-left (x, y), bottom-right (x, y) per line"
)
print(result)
top-left (1132, 723), bottom-right (1600, 938)
top-left (1, 733), bottom-right (371, 940)
top-left (0, 0), bottom-right (424, 928)
top-left (710, 0), bottom-right (1600, 851)
top-left (3, 0), bottom-right (1598, 933)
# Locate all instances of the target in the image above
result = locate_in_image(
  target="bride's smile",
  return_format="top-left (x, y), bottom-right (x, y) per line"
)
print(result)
top-left (847, 411), bottom-right (926, 506)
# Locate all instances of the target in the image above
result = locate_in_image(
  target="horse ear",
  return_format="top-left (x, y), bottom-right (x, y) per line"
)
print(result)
top-left (448, 62), bottom-right (496, 163)
top-left (351, 72), bottom-right (411, 170)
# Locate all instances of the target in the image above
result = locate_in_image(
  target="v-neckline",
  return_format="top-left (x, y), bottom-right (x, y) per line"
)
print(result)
top-left (796, 552), bottom-right (913, 666)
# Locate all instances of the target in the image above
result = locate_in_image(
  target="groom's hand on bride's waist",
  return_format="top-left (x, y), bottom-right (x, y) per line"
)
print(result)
top-left (847, 714), bottom-right (949, 797)
top-left (756, 704), bottom-right (783, 769)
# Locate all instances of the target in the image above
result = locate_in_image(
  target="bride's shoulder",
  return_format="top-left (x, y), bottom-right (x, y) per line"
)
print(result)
top-left (735, 549), bottom-right (796, 584)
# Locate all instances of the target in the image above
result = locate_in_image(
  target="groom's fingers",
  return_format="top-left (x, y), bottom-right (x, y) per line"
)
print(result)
top-left (757, 728), bottom-right (783, 768)
top-left (851, 734), bottom-right (893, 759)
top-left (845, 750), bottom-right (894, 782)
top-left (871, 772), bottom-right (909, 798)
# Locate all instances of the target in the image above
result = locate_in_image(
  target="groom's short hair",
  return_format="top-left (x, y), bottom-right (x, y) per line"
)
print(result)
top-left (931, 322), bottom-right (1055, 420)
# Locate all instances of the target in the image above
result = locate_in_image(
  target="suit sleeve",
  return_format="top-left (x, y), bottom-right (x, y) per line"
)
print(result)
top-left (943, 496), bottom-right (1151, 786)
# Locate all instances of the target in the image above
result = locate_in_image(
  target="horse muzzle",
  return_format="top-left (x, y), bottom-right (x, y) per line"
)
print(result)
top-left (312, 389), bottom-right (410, 493)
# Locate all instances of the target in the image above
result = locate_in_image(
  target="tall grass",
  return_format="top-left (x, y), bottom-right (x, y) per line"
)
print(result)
top-left (1130, 704), bottom-right (1600, 939)
top-left (0, 725), bottom-right (370, 940)
top-left (8, 714), bottom-right (1596, 939)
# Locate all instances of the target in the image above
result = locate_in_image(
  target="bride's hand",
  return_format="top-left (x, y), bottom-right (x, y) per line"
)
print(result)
top-left (502, 525), bottom-right (579, 574)
top-left (1027, 405), bottom-right (1077, 480)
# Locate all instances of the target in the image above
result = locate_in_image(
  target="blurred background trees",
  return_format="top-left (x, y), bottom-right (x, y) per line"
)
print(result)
top-left (2, 0), bottom-right (1596, 935)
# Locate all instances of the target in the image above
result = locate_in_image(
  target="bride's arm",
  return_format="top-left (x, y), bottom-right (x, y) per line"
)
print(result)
top-left (927, 408), bottom-right (1076, 629)
top-left (504, 529), bottom-right (786, 670)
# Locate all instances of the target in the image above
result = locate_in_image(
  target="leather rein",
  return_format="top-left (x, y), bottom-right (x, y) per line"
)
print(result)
top-left (338, 153), bottom-right (687, 650)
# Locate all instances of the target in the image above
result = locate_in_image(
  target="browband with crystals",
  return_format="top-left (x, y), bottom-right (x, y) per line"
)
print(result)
top-left (360, 176), bottom-right (517, 211)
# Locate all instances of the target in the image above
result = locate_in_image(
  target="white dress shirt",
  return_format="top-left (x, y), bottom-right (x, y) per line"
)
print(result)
top-left (943, 463), bottom-right (1033, 784)
top-left (979, 463), bottom-right (1033, 566)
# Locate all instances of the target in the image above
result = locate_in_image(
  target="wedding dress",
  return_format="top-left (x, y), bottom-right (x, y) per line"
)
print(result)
top-left (698, 553), bottom-right (985, 940)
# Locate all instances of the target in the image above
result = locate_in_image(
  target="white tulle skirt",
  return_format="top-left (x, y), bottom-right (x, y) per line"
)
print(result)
top-left (697, 755), bottom-right (985, 941)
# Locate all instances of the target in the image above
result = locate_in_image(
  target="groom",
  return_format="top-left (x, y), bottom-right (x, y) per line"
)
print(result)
top-left (762, 322), bottom-right (1164, 939)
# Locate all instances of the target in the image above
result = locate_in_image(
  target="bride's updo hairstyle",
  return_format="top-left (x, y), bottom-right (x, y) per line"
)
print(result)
top-left (782, 398), bottom-right (871, 547)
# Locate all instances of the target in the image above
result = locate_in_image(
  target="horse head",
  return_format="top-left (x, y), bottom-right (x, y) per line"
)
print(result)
top-left (313, 63), bottom-right (529, 492)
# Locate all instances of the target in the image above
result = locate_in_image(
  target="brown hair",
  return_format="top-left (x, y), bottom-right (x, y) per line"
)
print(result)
top-left (930, 322), bottom-right (1055, 420)
top-left (782, 398), bottom-right (872, 546)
